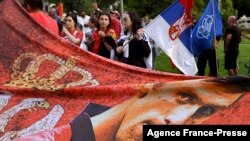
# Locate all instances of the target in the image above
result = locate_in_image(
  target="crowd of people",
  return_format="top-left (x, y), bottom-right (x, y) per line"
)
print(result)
top-left (22, 0), bottom-right (242, 76)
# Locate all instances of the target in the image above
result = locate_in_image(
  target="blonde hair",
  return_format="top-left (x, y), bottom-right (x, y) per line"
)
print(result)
top-left (227, 16), bottom-right (237, 25)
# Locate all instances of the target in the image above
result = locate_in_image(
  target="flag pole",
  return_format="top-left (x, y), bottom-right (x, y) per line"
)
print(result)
top-left (122, 35), bottom-right (136, 48)
top-left (120, 0), bottom-right (124, 25)
top-left (212, 0), bottom-right (219, 77)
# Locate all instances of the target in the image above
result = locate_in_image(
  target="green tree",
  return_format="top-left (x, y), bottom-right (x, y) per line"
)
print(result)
top-left (49, 0), bottom-right (115, 15)
top-left (124, 0), bottom-right (174, 18)
top-left (220, 0), bottom-right (235, 28)
top-left (46, 0), bottom-right (236, 29)
top-left (193, 0), bottom-right (235, 31)
top-left (193, 0), bottom-right (207, 17)
top-left (233, 0), bottom-right (250, 17)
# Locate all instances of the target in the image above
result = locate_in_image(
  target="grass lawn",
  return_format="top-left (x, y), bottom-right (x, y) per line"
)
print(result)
top-left (155, 39), bottom-right (250, 77)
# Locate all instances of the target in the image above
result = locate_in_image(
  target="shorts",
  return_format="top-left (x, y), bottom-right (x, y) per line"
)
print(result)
top-left (224, 52), bottom-right (238, 69)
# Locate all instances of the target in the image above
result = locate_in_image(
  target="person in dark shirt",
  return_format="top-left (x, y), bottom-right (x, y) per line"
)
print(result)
top-left (224, 15), bottom-right (241, 76)
top-left (197, 36), bottom-right (221, 77)
top-left (116, 12), bottom-right (151, 68)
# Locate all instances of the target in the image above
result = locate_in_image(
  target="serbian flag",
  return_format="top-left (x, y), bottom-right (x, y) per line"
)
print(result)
top-left (57, 2), bottom-right (63, 18)
top-left (192, 0), bottom-right (222, 56)
top-left (144, 0), bottom-right (197, 75)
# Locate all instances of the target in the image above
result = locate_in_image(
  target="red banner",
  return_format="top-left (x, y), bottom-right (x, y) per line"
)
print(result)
top-left (0, 0), bottom-right (250, 140)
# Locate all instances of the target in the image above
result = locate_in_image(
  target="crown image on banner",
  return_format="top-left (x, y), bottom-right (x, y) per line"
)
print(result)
top-left (5, 53), bottom-right (99, 91)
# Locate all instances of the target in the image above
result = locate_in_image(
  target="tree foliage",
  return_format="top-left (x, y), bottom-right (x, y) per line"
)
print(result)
top-left (220, 0), bottom-right (235, 27)
top-left (193, 0), bottom-right (207, 17)
top-left (123, 0), bottom-right (236, 29)
top-left (45, 0), bottom-right (249, 21)
top-left (123, 0), bottom-right (174, 17)
top-left (193, 0), bottom-right (236, 29)
top-left (49, 0), bottom-right (116, 14)
top-left (233, 0), bottom-right (250, 17)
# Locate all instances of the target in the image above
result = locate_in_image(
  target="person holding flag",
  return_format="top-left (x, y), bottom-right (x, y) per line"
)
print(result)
top-left (192, 0), bottom-right (223, 77)
top-left (116, 12), bottom-right (152, 69)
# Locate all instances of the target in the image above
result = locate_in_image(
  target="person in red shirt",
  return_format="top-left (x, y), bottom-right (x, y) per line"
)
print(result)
top-left (92, 2), bottom-right (122, 39)
top-left (60, 12), bottom-right (83, 47)
top-left (110, 10), bottom-right (120, 20)
top-left (111, 16), bottom-right (122, 39)
top-left (90, 12), bottom-right (116, 58)
top-left (23, 0), bottom-right (59, 35)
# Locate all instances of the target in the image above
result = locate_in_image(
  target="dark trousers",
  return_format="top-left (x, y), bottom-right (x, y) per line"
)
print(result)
top-left (197, 49), bottom-right (217, 77)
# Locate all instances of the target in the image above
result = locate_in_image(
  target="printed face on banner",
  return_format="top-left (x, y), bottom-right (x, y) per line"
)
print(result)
top-left (115, 79), bottom-right (243, 140)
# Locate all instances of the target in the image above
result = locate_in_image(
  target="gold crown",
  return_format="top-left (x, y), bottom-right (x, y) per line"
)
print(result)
top-left (5, 53), bottom-right (99, 91)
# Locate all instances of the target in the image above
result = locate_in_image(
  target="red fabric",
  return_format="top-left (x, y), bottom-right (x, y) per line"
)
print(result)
top-left (60, 29), bottom-right (83, 46)
top-left (0, 2), bottom-right (199, 139)
top-left (57, 3), bottom-right (63, 18)
top-left (179, 0), bottom-right (193, 15)
top-left (111, 17), bottom-right (122, 39)
top-left (30, 11), bottom-right (59, 35)
top-left (204, 93), bottom-right (250, 124)
top-left (92, 30), bottom-right (101, 53)
top-left (2, 0), bottom-right (250, 140)
top-left (92, 29), bottom-right (116, 53)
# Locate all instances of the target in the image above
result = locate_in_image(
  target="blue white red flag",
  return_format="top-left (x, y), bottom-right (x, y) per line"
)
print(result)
top-left (144, 0), bottom-right (197, 75)
top-left (192, 0), bottom-right (223, 56)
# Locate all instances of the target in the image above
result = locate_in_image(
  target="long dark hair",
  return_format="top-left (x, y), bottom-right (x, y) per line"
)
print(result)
top-left (23, 0), bottom-right (43, 10)
top-left (96, 12), bottom-right (112, 30)
top-left (65, 12), bottom-right (78, 27)
top-left (124, 12), bottom-right (142, 35)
